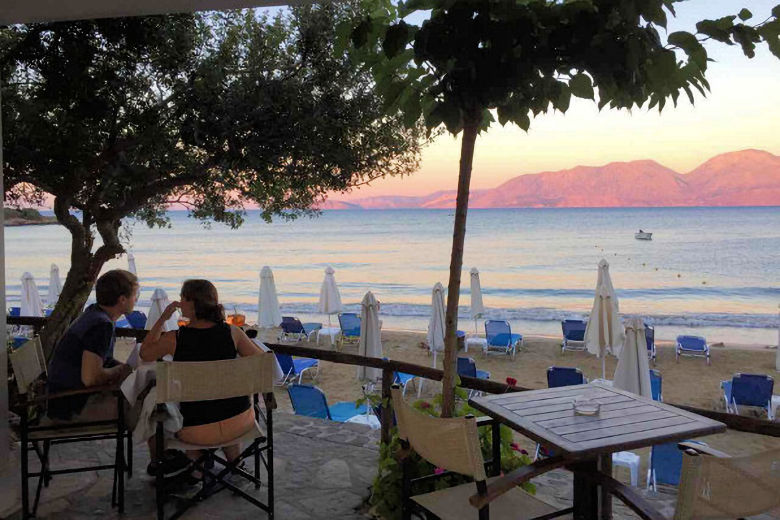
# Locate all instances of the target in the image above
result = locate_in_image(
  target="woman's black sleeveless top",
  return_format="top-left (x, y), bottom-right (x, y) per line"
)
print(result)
top-left (174, 322), bottom-right (250, 427)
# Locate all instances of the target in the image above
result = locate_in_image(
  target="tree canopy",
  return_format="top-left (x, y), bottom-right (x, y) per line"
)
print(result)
top-left (1, 3), bottom-right (427, 355)
top-left (344, 0), bottom-right (780, 416)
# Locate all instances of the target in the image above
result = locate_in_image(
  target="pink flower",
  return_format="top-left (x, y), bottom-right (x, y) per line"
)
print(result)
top-left (434, 467), bottom-right (445, 475)
top-left (520, 449), bottom-right (528, 455)
top-left (506, 377), bottom-right (518, 387)
top-left (419, 401), bottom-right (431, 409)
top-left (509, 442), bottom-right (520, 451)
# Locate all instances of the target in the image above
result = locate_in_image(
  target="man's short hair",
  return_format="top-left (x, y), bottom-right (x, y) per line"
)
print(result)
top-left (95, 270), bottom-right (138, 306)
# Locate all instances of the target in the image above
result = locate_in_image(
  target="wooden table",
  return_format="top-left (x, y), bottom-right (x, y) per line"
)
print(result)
top-left (469, 382), bottom-right (725, 519)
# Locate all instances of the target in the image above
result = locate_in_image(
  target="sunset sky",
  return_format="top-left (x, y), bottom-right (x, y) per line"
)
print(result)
top-left (329, 0), bottom-right (780, 200)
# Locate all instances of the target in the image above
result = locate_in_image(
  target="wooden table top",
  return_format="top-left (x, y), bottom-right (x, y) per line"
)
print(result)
top-left (469, 383), bottom-right (726, 458)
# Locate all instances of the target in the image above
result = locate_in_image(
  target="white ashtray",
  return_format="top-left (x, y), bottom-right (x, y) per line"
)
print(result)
top-left (573, 397), bottom-right (600, 416)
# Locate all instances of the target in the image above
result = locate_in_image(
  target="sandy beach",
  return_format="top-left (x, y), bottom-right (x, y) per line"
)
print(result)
top-left (253, 327), bottom-right (780, 480)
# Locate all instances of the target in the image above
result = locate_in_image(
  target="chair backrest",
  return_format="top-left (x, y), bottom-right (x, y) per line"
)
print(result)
top-left (677, 335), bottom-right (706, 351)
top-left (649, 369), bottom-right (662, 402)
top-left (561, 319), bottom-right (586, 341)
top-left (155, 352), bottom-right (275, 404)
top-left (547, 366), bottom-right (585, 388)
top-left (339, 313), bottom-right (361, 336)
top-left (457, 357), bottom-right (477, 378)
top-left (125, 310), bottom-right (147, 329)
top-left (274, 353), bottom-right (295, 376)
top-left (391, 387), bottom-right (486, 481)
top-left (730, 373), bottom-right (774, 408)
top-left (485, 320), bottom-right (511, 345)
top-left (650, 441), bottom-right (686, 487)
top-left (675, 448), bottom-right (780, 520)
top-left (9, 337), bottom-right (47, 394)
top-left (287, 384), bottom-right (331, 420)
top-left (281, 316), bottom-right (304, 334)
top-left (644, 324), bottom-right (655, 350)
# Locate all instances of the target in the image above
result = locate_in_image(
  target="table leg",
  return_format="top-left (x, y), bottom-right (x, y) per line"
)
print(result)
top-left (599, 453), bottom-right (612, 520)
top-left (570, 459), bottom-right (598, 520)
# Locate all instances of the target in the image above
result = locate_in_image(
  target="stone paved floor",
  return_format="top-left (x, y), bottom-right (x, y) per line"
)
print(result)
top-left (25, 414), bottom-right (379, 520)
top-left (12, 413), bottom-right (772, 519)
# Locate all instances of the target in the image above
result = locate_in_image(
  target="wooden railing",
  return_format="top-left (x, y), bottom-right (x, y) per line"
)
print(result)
top-left (9, 316), bottom-right (780, 441)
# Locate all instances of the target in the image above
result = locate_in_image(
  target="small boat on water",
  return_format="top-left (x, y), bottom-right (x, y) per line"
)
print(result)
top-left (635, 230), bottom-right (652, 240)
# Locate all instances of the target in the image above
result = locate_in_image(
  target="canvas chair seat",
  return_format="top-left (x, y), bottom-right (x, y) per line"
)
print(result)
top-left (165, 420), bottom-right (266, 451)
top-left (21, 423), bottom-right (119, 440)
top-left (413, 477), bottom-right (564, 520)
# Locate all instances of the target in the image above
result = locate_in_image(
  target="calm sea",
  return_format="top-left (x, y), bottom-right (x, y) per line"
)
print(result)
top-left (6, 207), bottom-right (780, 345)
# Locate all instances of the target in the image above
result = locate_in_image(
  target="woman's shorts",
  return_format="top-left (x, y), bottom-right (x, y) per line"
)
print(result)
top-left (176, 407), bottom-right (255, 446)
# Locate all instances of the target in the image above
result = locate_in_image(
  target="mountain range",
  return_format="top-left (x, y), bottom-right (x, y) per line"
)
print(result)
top-left (322, 149), bottom-right (780, 209)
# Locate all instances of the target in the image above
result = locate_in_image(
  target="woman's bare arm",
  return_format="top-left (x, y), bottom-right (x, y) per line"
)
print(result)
top-left (231, 325), bottom-right (263, 357)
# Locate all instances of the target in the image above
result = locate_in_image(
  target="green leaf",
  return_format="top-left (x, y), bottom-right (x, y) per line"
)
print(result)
top-left (351, 17), bottom-right (372, 48)
top-left (738, 8), bottom-right (752, 21)
top-left (569, 73), bottom-right (594, 99)
top-left (696, 19), bottom-right (734, 44)
top-left (668, 31), bottom-right (707, 70)
top-left (382, 21), bottom-right (410, 58)
top-left (555, 84), bottom-right (571, 113)
top-left (429, 100), bottom-right (462, 135)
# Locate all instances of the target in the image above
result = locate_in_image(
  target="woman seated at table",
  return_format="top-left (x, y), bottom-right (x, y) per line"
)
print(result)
top-left (140, 279), bottom-right (262, 463)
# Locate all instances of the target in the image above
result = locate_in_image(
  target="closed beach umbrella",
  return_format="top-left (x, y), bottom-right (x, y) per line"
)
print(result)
top-left (318, 266), bottom-right (342, 327)
top-left (48, 264), bottom-right (62, 307)
top-left (146, 288), bottom-right (178, 331)
top-left (357, 291), bottom-right (382, 382)
top-left (470, 267), bottom-right (485, 333)
top-left (127, 253), bottom-right (137, 275)
top-left (257, 266), bottom-right (282, 328)
top-left (613, 318), bottom-right (652, 397)
top-left (427, 282), bottom-right (446, 365)
top-left (20, 272), bottom-right (44, 317)
top-left (585, 259), bottom-right (625, 379)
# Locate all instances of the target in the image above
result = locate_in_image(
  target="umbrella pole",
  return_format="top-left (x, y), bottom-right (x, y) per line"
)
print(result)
top-left (602, 356), bottom-right (606, 380)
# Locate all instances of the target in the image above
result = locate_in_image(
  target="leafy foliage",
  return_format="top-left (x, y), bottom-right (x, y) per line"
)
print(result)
top-left (343, 0), bottom-right (780, 136)
top-left (1, 3), bottom-right (428, 354)
top-left (370, 387), bottom-right (534, 520)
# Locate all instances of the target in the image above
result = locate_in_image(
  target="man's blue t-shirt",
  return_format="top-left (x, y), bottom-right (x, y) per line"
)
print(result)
top-left (47, 304), bottom-right (116, 419)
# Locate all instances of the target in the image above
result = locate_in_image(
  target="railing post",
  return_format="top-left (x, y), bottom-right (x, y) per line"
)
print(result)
top-left (381, 368), bottom-right (393, 445)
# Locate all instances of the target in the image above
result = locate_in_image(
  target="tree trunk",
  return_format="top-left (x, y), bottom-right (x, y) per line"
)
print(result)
top-left (39, 245), bottom-right (101, 359)
top-left (40, 198), bottom-right (124, 359)
top-left (440, 113), bottom-right (480, 418)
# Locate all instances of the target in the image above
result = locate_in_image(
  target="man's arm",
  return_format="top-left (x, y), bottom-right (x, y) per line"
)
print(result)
top-left (81, 350), bottom-right (131, 387)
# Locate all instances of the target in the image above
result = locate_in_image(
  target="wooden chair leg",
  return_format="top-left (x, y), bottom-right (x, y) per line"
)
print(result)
top-left (21, 434), bottom-right (29, 519)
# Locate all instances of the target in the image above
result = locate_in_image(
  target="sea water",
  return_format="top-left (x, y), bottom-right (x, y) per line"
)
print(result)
top-left (6, 207), bottom-right (779, 345)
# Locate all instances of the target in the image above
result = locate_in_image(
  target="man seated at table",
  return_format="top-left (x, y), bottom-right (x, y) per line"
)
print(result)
top-left (47, 269), bottom-right (138, 422)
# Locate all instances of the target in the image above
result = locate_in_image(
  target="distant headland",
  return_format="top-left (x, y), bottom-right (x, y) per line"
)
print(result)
top-left (4, 208), bottom-right (57, 226)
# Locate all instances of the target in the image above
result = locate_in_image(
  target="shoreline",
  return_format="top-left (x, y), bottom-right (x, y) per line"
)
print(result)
top-left (4, 218), bottom-right (57, 227)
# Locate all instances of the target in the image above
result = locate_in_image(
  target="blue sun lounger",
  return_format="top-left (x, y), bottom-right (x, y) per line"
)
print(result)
top-left (287, 384), bottom-right (367, 422)
top-left (546, 366), bottom-right (586, 388)
top-left (650, 369), bottom-right (663, 402)
top-left (275, 353), bottom-right (319, 385)
top-left (675, 335), bottom-right (710, 365)
top-left (645, 323), bottom-right (656, 365)
top-left (484, 320), bottom-right (522, 359)
top-left (561, 319), bottom-right (587, 353)
top-left (337, 312), bottom-right (361, 350)
top-left (720, 373), bottom-right (774, 420)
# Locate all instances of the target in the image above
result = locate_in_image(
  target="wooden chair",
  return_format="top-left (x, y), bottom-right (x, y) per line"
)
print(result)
top-left (153, 352), bottom-right (277, 520)
top-left (391, 386), bottom-right (572, 520)
top-left (587, 442), bottom-right (780, 519)
top-left (9, 337), bottom-right (130, 519)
